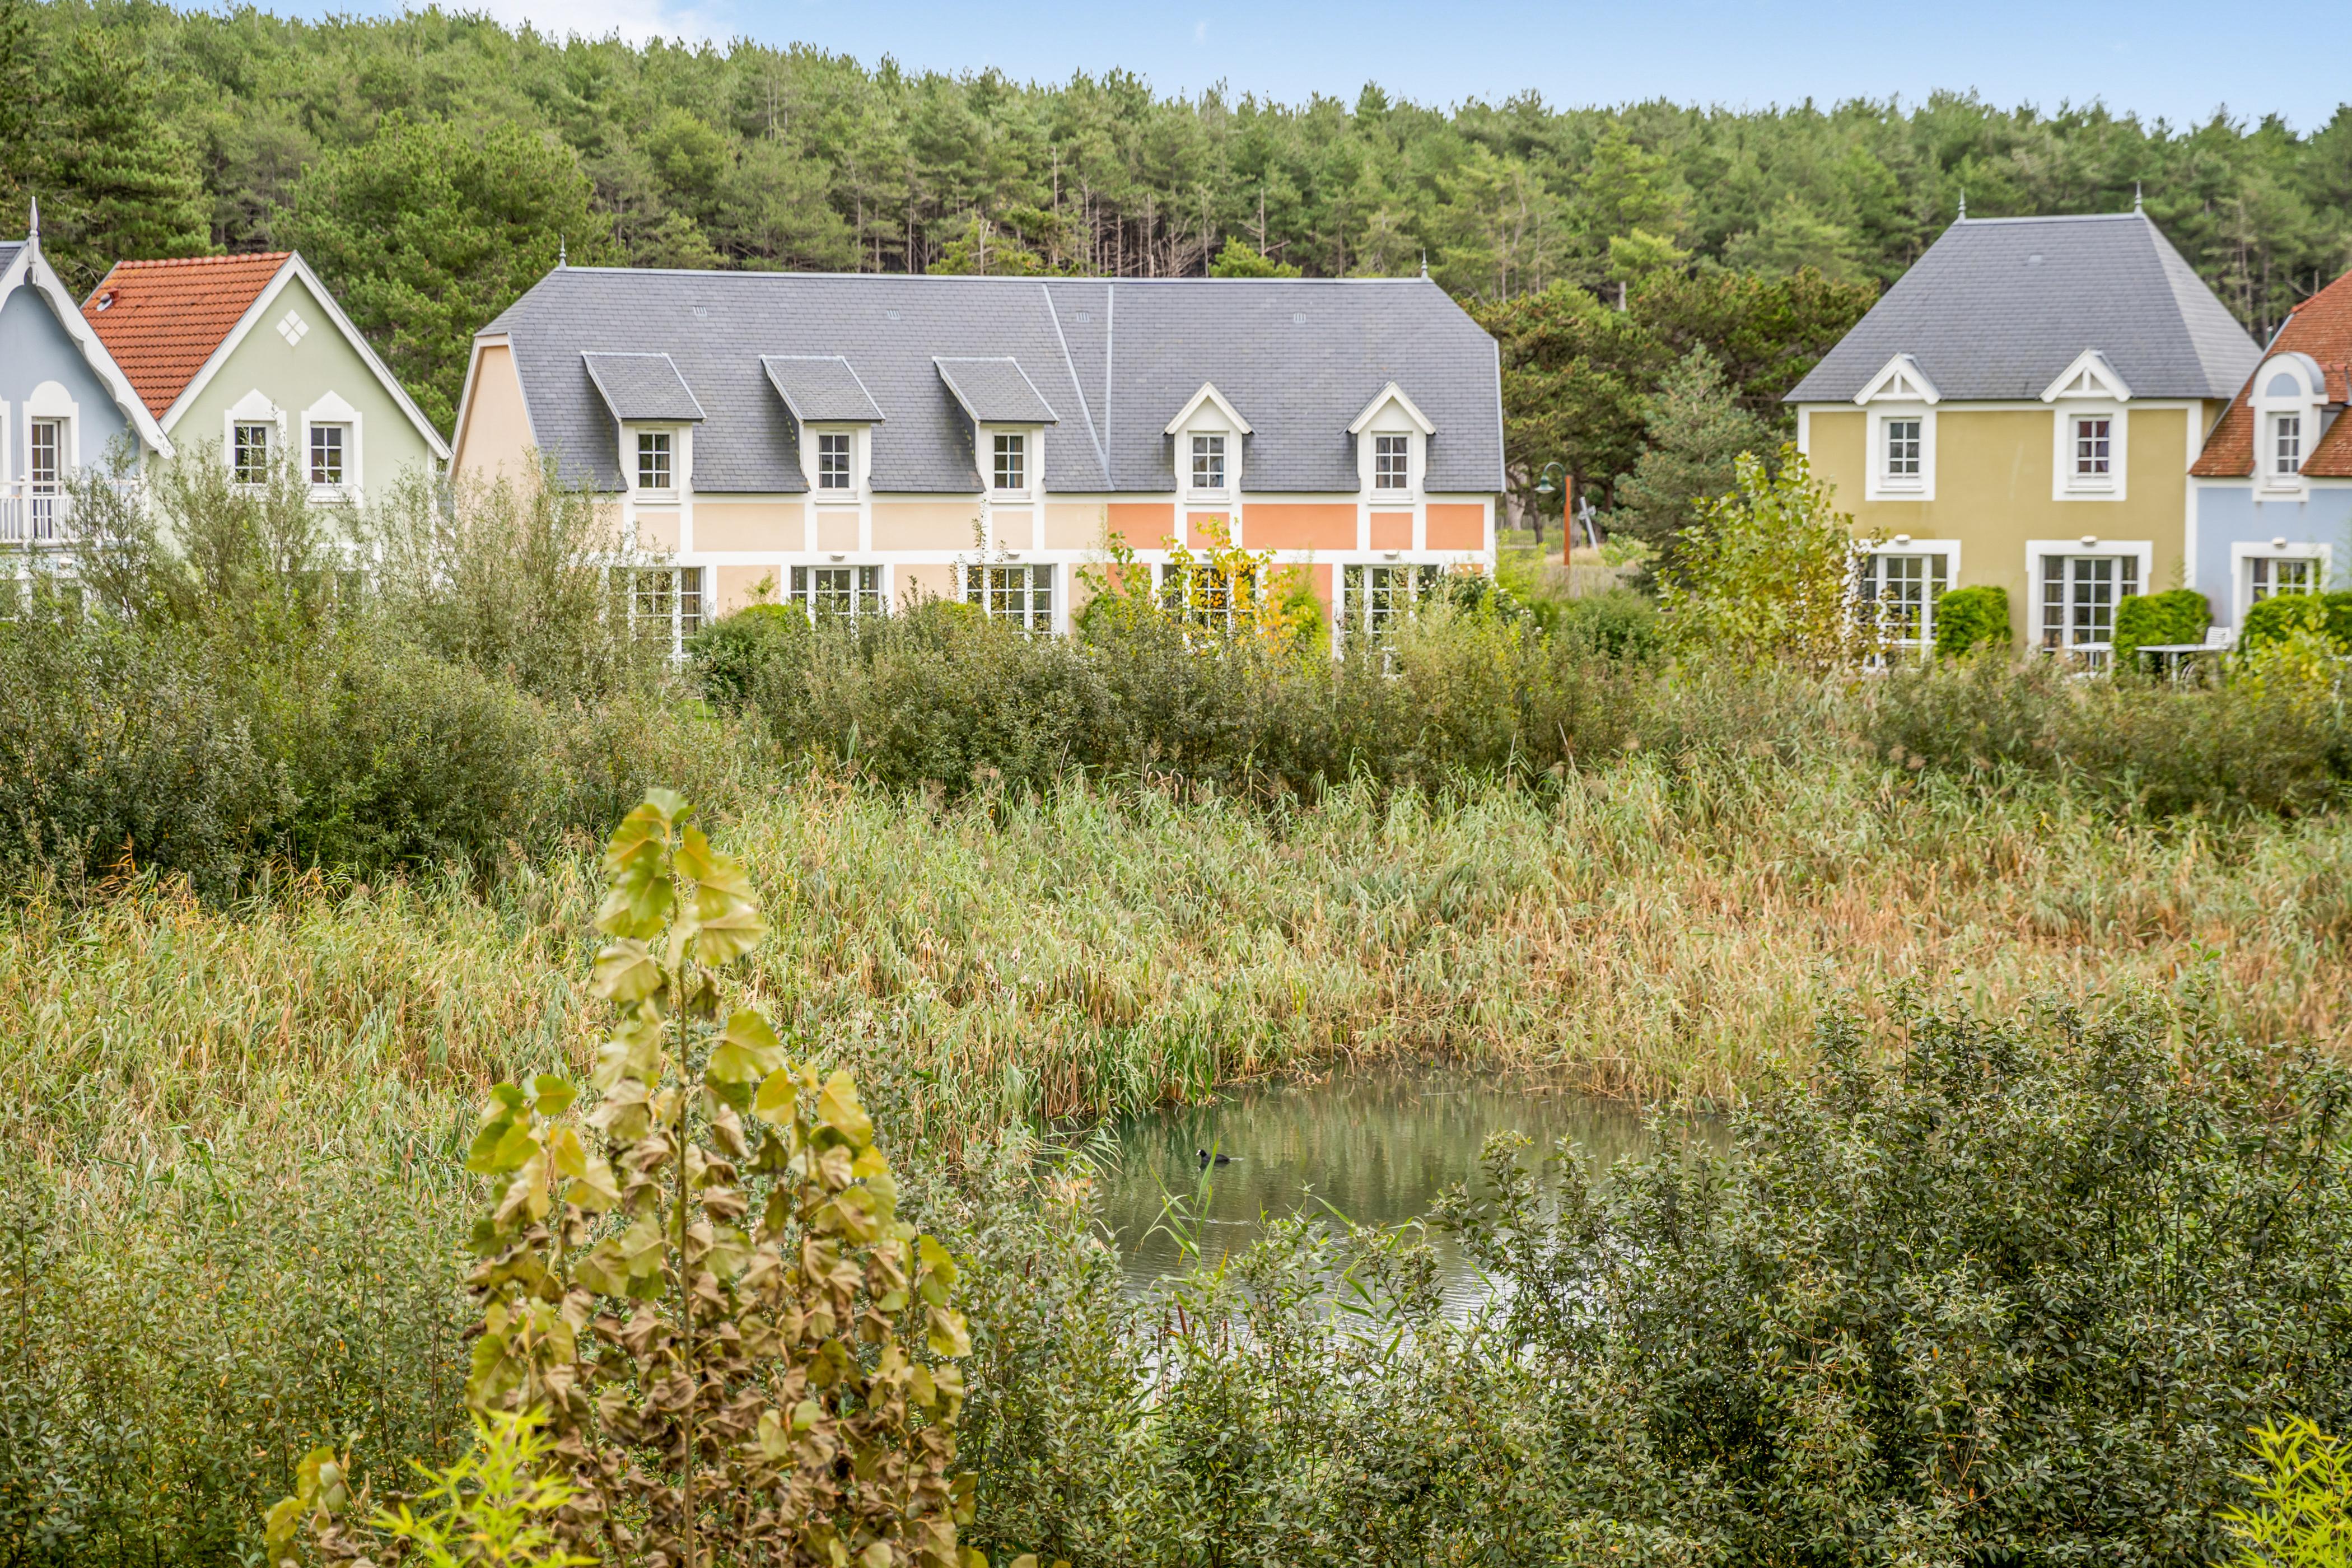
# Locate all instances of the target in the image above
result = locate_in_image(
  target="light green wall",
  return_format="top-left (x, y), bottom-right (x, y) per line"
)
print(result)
top-left (161, 271), bottom-right (441, 502)
top-left (1805, 402), bottom-right (2215, 648)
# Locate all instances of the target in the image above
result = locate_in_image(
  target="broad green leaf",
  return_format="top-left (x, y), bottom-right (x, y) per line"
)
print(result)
top-left (591, 940), bottom-right (662, 1004)
top-left (817, 1070), bottom-right (874, 1143)
top-left (926, 1305), bottom-right (970, 1359)
top-left (547, 1124), bottom-right (587, 1179)
top-left (860, 1541), bottom-right (893, 1568)
top-left (568, 1148), bottom-right (622, 1214)
top-left (918, 1235), bottom-right (960, 1288)
top-left (531, 1074), bottom-right (577, 1117)
top-left (753, 1067), bottom-right (801, 1125)
top-left (707, 1009), bottom-right (785, 1084)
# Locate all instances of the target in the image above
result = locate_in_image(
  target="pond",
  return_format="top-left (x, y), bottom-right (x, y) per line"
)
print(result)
top-left (1091, 1067), bottom-right (1725, 1310)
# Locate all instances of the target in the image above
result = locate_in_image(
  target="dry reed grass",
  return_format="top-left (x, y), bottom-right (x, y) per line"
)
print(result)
top-left (8, 757), bottom-right (2349, 1186)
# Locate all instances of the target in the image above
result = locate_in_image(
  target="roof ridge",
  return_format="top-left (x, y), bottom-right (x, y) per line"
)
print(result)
top-left (1955, 212), bottom-right (2149, 226)
top-left (548, 265), bottom-right (1436, 285)
top-left (105, 251), bottom-right (291, 269)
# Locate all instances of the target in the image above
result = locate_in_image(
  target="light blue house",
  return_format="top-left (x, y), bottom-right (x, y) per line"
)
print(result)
top-left (2190, 268), bottom-right (2352, 634)
top-left (0, 207), bottom-right (172, 553)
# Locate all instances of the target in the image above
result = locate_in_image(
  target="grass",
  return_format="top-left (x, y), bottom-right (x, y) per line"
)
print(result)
top-left (12, 753), bottom-right (2352, 1189)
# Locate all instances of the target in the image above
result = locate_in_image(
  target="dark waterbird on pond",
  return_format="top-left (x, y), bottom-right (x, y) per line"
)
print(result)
top-left (1197, 1148), bottom-right (1236, 1166)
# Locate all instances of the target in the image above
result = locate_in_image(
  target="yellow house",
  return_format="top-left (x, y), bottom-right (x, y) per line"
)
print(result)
top-left (1789, 210), bottom-right (2257, 657)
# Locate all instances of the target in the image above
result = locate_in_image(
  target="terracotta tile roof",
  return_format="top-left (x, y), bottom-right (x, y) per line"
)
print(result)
top-left (2192, 268), bottom-right (2352, 477)
top-left (81, 253), bottom-right (291, 418)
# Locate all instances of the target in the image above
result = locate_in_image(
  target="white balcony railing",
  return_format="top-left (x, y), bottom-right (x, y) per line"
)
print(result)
top-left (0, 482), bottom-right (69, 545)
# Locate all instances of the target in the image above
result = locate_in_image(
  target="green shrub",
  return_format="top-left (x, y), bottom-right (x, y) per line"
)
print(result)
top-left (2240, 590), bottom-right (2352, 657)
top-left (2223, 1418), bottom-right (2352, 1568)
top-left (1546, 589), bottom-right (1663, 662)
top-left (1931, 582), bottom-right (2009, 657)
top-left (2115, 587), bottom-right (2212, 664)
top-left (688, 601), bottom-right (808, 711)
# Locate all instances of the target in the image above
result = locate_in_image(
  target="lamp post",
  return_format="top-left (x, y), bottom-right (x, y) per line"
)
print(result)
top-left (1533, 463), bottom-right (1572, 567)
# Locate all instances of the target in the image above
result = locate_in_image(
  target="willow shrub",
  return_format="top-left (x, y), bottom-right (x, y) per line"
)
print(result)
top-left (962, 995), bottom-right (2352, 1567)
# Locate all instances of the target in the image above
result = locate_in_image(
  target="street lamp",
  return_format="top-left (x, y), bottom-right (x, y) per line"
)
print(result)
top-left (1533, 463), bottom-right (1572, 566)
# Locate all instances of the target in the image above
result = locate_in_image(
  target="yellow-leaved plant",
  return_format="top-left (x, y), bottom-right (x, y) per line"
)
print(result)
top-left (268, 788), bottom-right (977, 1568)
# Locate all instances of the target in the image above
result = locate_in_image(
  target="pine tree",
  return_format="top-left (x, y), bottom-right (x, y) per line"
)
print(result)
top-left (38, 27), bottom-right (208, 290)
top-left (1611, 346), bottom-right (1774, 582)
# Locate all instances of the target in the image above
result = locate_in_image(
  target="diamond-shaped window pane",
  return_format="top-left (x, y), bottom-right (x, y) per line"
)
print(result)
top-left (277, 310), bottom-right (309, 345)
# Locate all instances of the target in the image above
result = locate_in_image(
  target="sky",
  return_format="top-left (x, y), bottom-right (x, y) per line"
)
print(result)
top-left (302, 0), bottom-right (2352, 132)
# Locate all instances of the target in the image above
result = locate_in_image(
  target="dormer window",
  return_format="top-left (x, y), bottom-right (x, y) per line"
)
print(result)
top-left (1375, 434), bottom-right (1411, 489)
top-left (1884, 419), bottom-right (1921, 480)
top-left (2073, 417), bottom-right (2110, 478)
top-left (636, 430), bottom-right (673, 491)
top-left (2275, 414), bottom-right (2304, 477)
top-left (817, 431), bottom-right (853, 490)
top-left (991, 432), bottom-right (1025, 494)
top-left (1191, 434), bottom-right (1226, 492)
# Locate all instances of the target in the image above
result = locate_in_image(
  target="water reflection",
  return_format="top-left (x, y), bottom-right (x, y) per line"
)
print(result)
top-left (1093, 1068), bottom-right (1725, 1309)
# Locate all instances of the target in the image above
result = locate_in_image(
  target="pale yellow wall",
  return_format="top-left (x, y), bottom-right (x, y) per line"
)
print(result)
top-left (1808, 403), bottom-right (2209, 648)
top-left (714, 564), bottom-right (776, 614)
top-left (454, 344), bottom-right (534, 485)
top-left (897, 562), bottom-right (956, 606)
top-left (815, 509), bottom-right (859, 552)
top-left (1046, 502), bottom-right (1108, 550)
top-left (635, 510), bottom-right (679, 550)
top-left (872, 501), bottom-right (982, 551)
top-left (697, 502), bottom-right (800, 552)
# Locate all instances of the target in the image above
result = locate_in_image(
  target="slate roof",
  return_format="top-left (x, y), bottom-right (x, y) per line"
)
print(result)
top-left (935, 356), bottom-right (1059, 424)
top-left (1788, 213), bottom-right (2259, 405)
top-left (477, 269), bottom-right (1503, 496)
top-left (762, 356), bottom-right (884, 423)
top-left (583, 353), bottom-right (704, 422)
top-left (2192, 268), bottom-right (2352, 478)
top-left (81, 253), bottom-right (291, 417)
top-left (0, 242), bottom-right (22, 274)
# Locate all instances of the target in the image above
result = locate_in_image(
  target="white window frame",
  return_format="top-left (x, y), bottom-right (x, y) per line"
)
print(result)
top-left (1855, 538), bottom-right (1962, 648)
top-left (1338, 562), bottom-right (1442, 649)
top-left (962, 561), bottom-right (1056, 632)
top-left (1188, 432), bottom-right (1229, 500)
top-left (815, 430), bottom-right (855, 492)
top-left (2050, 403), bottom-right (2129, 501)
top-left (2251, 353), bottom-right (2325, 496)
top-left (232, 421), bottom-right (274, 486)
top-left (2271, 413), bottom-right (2304, 479)
top-left (2230, 539), bottom-right (2332, 625)
top-left (634, 428), bottom-right (676, 496)
top-left (2025, 538), bottom-right (2154, 661)
top-left (1373, 433), bottom-right (1412, 492)
top-left (789, 562), bottom-right (885, 622)
top-left (1864, 406), bottom-right (1936, 501)
top-left (988, 430), bottom-right (1029, 498)
top-left (300, 391), bottom-right (363, 503)
top-left (624, 564), bottom-right (703, 659)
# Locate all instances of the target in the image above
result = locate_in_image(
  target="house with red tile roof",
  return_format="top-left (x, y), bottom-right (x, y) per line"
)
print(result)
top-left (2190, 269), bottom-right (2352, 633)
top-left (82, 251), bottom-right (447, 506)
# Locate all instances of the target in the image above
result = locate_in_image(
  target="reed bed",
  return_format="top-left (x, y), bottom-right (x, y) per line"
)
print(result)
top-left (10, 757), bottom-right (2350, 1191)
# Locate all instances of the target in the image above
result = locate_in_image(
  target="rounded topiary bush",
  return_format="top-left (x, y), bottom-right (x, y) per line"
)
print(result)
top-left (2112, 587), bottom-right (2211, 665)
top-left (2239, 590), bottom-right (2352, 656)
top-left (1931, 585), bottom-right (2008, 658)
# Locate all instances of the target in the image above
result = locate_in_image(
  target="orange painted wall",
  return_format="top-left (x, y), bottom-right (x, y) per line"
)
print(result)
top-left (1369, 511), bottom-right (1413, 550)
top-left (1427, 502), bottom-right (1486, 551)
top-left (1243, 503), bottom-right (1355, 550)
top-left (1106, 502), bottom-right (1175, 550)
top-left (1184, 511), bottom-right (1233, 548)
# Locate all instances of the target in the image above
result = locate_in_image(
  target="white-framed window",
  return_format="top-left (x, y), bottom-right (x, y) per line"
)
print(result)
top-left (233, 422), bottom-right (273, 485)
top-left (1340, 562), bottom-right (1441, 647)
top-left (2039, 552), bottom-right (2139, 657)
top-left (1859, 550), bottom-right (1950, 647)
top-left (309, 423), bottom-right (347, 487)
top-left (636, 431), bottom-right (673, 492)
top-left (2273, 414), bottom-right (2304, 478)
top-left (816, 431), bottom-right (853, 491)
top-left (1156, 559), bottom-right (1258, 631)
top-left (1374, 433), bottom-right (1411, 491)
top-left (1191, 433), bottom-right (1226, 493)
top-left (2250, 555), bottom-right (2316, 603)
top-left (1885, 418), bottom-right (1921, 478)
top-left (791, 563), bottom-right (883, 621)
top-left (991, 432), bottom-right (1025, 493)
top-left (963, 563), bottom-right (1054, 631)
top-left (624, 565), bottom-right (702, 654)
top-left (2073, 417), bottom-right (2110, 478)
top-left (26, 419), bottom-right (63, 542)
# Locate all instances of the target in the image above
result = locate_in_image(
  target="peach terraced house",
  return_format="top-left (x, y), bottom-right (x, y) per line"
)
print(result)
top-left (448, 267), bottom-right (1503, 651)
